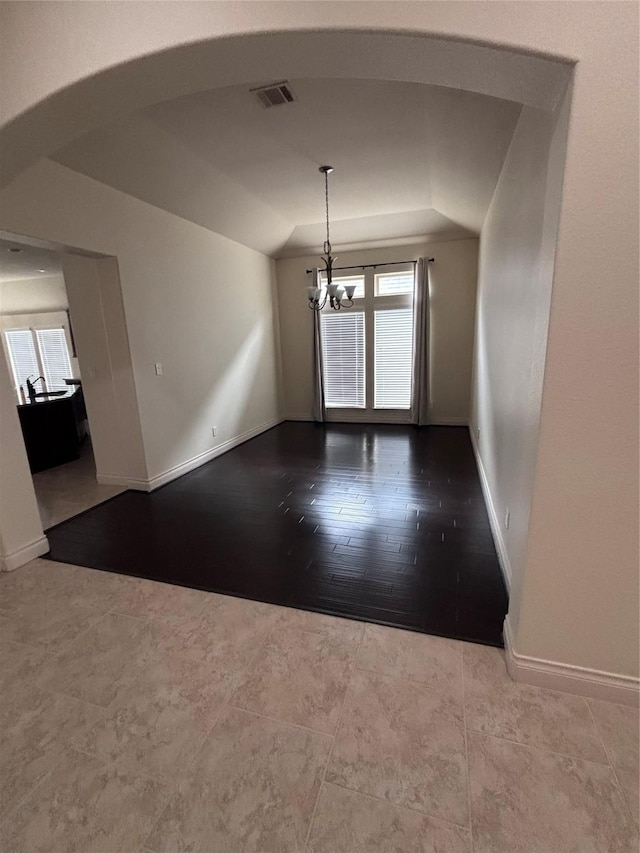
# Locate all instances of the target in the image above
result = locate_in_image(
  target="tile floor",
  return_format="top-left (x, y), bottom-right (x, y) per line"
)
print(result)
top-left (1, 558), bottom-right (638, 852)
top-left (32, 442), bottom-right (125, 530)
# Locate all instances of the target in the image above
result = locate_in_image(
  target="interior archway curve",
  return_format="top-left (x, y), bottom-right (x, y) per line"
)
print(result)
top-left (0, 27), bottom-right (571, 189)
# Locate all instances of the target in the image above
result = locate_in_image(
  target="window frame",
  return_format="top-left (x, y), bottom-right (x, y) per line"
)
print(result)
top-left (320, 262), bottom-right (416, 422)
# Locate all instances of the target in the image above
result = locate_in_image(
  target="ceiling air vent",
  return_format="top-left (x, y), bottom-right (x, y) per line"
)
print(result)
top-left (251, 81), bottom-right (296, 109)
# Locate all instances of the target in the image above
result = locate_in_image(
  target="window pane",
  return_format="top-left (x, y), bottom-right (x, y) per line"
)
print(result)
top-left (374, 309), bottom-right (414, 409)
top-left (4, 330), bottom-right (39, 392)
top-left (320, 273), bottom-right (365, 298)
top-left (321, 312), bottom-right (365, 408)
top-left (36, 328), bottom-right (73, 391)
top-left (375, 270), bottom-right (414, 296)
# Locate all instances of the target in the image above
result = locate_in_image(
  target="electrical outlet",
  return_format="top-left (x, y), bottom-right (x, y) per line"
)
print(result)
top-left (504, 508), bottom-right (510, 530)
top-left (212, 426), bottom-right (217, 437)
top-left (154, 362), bottom-right (163, 376)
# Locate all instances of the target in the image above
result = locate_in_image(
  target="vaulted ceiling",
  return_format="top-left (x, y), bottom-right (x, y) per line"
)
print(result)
top-left (52, 78), bottom-right (522, 258)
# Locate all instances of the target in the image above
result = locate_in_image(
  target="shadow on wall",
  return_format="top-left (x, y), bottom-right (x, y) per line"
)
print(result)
top-left (168, 316), bottom-right (275, 465)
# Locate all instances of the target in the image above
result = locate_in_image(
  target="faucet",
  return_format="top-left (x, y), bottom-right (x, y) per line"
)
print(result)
top-left (26, 376), bottom-right (45, 401)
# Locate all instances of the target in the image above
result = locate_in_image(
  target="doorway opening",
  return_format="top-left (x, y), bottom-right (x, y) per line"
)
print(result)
top-left (0, 237), bottom-right (126, 530)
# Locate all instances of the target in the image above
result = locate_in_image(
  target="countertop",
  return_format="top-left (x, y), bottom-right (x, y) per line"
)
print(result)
top-left (18, 388), bottom-right (80, 408)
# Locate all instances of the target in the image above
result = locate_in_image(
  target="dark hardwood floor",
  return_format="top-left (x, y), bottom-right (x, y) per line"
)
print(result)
top-left (44, 422), bottom-right (508, 646)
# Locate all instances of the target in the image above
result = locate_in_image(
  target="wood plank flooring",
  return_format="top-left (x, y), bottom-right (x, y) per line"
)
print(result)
top-left (43, 423), bottom-right (508, 646)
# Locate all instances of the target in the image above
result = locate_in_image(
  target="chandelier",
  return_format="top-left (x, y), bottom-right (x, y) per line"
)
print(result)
top-left (307, 166), bottom-right (356, 311)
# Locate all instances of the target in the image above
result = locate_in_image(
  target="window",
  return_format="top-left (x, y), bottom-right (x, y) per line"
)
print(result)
top-left (319, 272), bottom-right (365, 299)
top-left (4, 330), bottom-right (40, 393)
top-left (35, 329), bottom-right (73, 391)
top-left (320, 263), bottom-right (416, 419)
top-left (321, 311), bottom-right (365, 407)
top-left (4, 326), bottom-right (73, 394)
top-left (375, 270), bottom-right (414, 296)
top-left (374, 309), bottom-right (414, 409)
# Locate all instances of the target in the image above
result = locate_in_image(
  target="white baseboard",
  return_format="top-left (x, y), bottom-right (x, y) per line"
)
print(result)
top-left (0, 534), bottom-right (50, 572)
top-left (146, 417), bottom-right (282, 491)
top-left (284, 414), bottom-right (313, 422)
top-left (504, 616), bottom-right (639, 707)
top-left (468, 427), bottom-right (512, 591)
top-left (96, 418), bottom-right (283, 492)
top-left (429, 417), bottom-right (469, 426)
top-left (96, 473), bottom-right (149, 491)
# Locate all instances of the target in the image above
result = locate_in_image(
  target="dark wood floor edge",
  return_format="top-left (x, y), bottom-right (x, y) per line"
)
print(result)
top-left (42, 489), bottom-right (134, 534)
top-left (466, 423), bottom-right (512, 600)
top-left (44, 418), bottom-right (291, 537)
top-left (38, 554), bottom-right (505, 649)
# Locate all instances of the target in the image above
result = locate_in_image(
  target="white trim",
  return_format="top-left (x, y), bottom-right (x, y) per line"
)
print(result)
top-left (284, 413), bottom-right (314, 422)
top-left (98, 417), bottom-right (282, 492)
top-left (468, 426), bottom-right (512, 591)
top-left (0, 534), bottom-right (50, 572)
top-left (325, 411), bottom-right (413, 425)
top-left (504, 615), bottom-right (639, 708)
top-left (429, 417), bottom-right (469, 426)
top-left (95, 472), bottom-right (150, 491)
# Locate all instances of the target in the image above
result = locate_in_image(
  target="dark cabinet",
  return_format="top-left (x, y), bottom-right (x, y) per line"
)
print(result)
top-left (18, 388), bottom-right (86, 473)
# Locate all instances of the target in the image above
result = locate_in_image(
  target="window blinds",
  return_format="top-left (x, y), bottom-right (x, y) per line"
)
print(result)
top-left (375, 270), bottom-right (414, 296)
top-left (321, 311), bottom-right (366, 407)
top-left (4, 330), bottom-right (40, 392)
top-left (374, 309), bottom-right (414, 409)
top-left (36, 328), bottom-right (73, 391)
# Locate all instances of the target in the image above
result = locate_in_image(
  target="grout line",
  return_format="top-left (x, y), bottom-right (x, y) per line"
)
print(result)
top-left (303, 622), bottom-right (366, 851)
top-left (322, 777), bottom-right (472, 833)
top-left (461, 645), bottom-right (475, 851)
top-left (465, 726), bottom-right (618, 769)
top-left (585, 700), bottom-right (638, 826)
top-left (226, 703), bottom-right (335, 739)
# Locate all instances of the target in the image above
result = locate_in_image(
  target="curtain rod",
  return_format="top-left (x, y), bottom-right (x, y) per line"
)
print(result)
top-left (305, 258), bottom-right (434, 274)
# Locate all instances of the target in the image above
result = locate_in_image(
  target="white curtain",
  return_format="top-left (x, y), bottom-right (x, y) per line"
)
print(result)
top-left (310, 267), bottom-right (326, 422)
top-left (411, 257), bottom-right (432, 425)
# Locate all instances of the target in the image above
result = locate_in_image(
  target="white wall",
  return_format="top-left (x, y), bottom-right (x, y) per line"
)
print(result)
top-left (277, 239), bottom-right (478, 424)
top-left (0, 347), bottom-right (48, 570)
top-left (471, 94), bottom-right (570, 609)
top-left (61, 254), bottom-right (147, 484)
top-left (0, 273), bottom-right (67, 313)
top-left (0, 160), bottom-right (282, 485)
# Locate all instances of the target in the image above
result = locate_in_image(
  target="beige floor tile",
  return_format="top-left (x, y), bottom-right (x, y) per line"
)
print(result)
top-left (231, 625), bottom-right (360, 733)
top-left (358, 624), bottom-right (462, 693)
top-left (71, 654), bottom-right (236, 783)
top-left (308, 782), bottom-right (472, 853)
top-left (0, 558), bottom-right (81, 609)
top-left (110, 575), bottom-right (213, 621)
top-left (273, 606), bottom-right (365, 642)
top-left (149, 592), bottom-right (279, 672)
top-left (53, 563), bottom-right (132, 609)
top-left (589, 699), bottom-right (640, 823)
top-left (35, 611), bottom-right (159, 707)
top-left (463, 643), bottom-right (608, 762)
top-left (145, 706), bottom-right (331, 853)
top-left (0, 595), bottom-right (107, 652)
top-left (3, 745), bottom-right (168, 853)
top-left (1, 683), bottom-right (105, 819)
top-left (0, 640), bottom-right (52, 693)
top-left (327, 669), bottom-right (468, 826)
top-left (468, 731), bottom-right (638, 853)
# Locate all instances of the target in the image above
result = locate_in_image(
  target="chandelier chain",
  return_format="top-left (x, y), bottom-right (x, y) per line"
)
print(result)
top-left (324, 169), bottom-right (331, 252)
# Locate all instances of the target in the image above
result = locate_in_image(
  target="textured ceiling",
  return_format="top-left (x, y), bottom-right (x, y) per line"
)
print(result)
top-left (53, 78), bottom-right (521, 257)
top-left (0, 238), bottom-right (61, 282)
